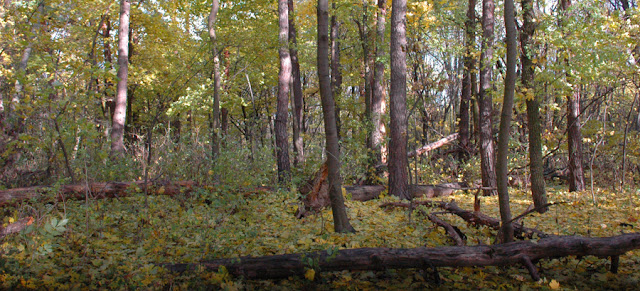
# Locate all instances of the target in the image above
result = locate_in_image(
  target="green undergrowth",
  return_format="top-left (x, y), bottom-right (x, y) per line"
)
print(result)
top-left (1, 185), bottom-right (640, 290)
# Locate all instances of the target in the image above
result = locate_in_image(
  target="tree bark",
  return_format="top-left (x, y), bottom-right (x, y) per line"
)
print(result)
top-left (276, 0), bottom-right (292, 184)
top-left (110, 0), bottom-right (130, 158)
top-left (288, 0), bottom-right (305, 167)
top-left (559, 0), bottom-right (585, 192)
top-left (479, 0), bottom-right (497, 196)
top-left (458, 0), bottom-right (476, 163)
top-left (208, 0), bottom-right (221, 163)
top-left (317, 0), bottom-right (355, 233)
top-left (162, 233), bottom-right (640, 282)
top-left (408, 133), bottom-right (459, 158)
top-left (330, 5), bottom-right (343, 140)
top-left (388, 0), bottom-right (410, 200)
top-left (367, 0), bottom-right (387, 183)
top-left (520, 0), bottom-right (548, 212)
top-left (495, 0), bottom-right (517, 243)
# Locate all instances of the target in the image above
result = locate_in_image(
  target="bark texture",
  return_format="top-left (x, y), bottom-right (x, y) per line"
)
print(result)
top-left (520, 0), bottom-right (548, 212)
top-left (458, 0), bottom-right (476, 162)
top-left (276, 0), bottom-right (292, 184)
top-left (479, 0), bottom-right (497, 196)
top-left (163, 233), bottom-right (640, 282)
top-left (317, 0), bottom-right (354, 233)
top-left (110, 0), bottom-right (131, 157)
top-left (388, 0), bottom-right (410, 200)
top-left (288, 0), bottom-right (304, 167)
top-left (496, 0), bottom-right (517, 243)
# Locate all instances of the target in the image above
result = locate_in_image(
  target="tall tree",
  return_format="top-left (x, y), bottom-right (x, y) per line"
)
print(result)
top-left (496, 0), bottom-right (517, 243)
top-left (317, 0), bottom-right (355, 233)
top-left (330, 3), bottom-right (342, 140)
top-left (520, 0), bottom-right (548, 212)
top-left (389, 0), bottom-right (410, 200)
top-left (560, 0), bottom-right (585, 192)
top-left (479, 0), bottom-right (498, 196)
top-left (110, 0), bottom-right (131, 157)
top-left (367, 0), bottom-right (387, 184)
top-left (276, 0), bottom-right (292, 184)
top-left (208, 0), bottom-right (221, 162)
top-left (288, 0), bottom-right (304, 167)
top-left (458, 0), bottom-right (476, 163)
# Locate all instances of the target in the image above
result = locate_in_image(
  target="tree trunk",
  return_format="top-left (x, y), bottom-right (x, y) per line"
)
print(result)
top-left (110, 0), bottom-right (130, 158)
top-left (520, 0), bottom-right (547, 212)
top-left (162, 233), bottom-right (640, 282)
top-left (367, 0), bottom-right (387, 184)
top-left (479, 0), bottom-right (497, 196)
top-left (208, 0), bottom-right (221, 166)
top-left (330, 5), bottom-right (343, 141)
top-left (276, 0), bottom-right (292, 185)
top-left (388, 0), bottom-right (410, 200)
top-left (288, 0), bottom-right (305, 167)
top-left (458, 0), bottom-right (476, 163)
top-left (317, 0), bottom-right (355, 233)
top-left (560, 0), bottom-right (585, 192)
top-left (495, 0), bottom-right (517, 243)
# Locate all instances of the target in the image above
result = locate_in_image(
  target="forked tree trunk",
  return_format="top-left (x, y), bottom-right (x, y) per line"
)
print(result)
top-left (110, 0), bottom-right (130, 157)
top-left (276, 0), bottom-right (292, 184)
top-left (520, 0), bottom-right (548, 212)
top-left (479, 0), bottom-right (497, 196)
top-left (317, 0), bottom-right (355, 233)
top-left (388, 0), bottom-right (410, 200)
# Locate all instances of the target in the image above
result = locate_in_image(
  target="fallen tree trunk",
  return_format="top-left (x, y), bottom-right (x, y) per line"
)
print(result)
top-left (0, 217), bottom-right (33, 239)
top-left (162, 233), bottom-right (640, 281)
top-left (381, 201), bottom-right (547, 239)
top-left (408, 133), bottom-right (459, 158)
top-left (0, 181), bottom-right (197, 206)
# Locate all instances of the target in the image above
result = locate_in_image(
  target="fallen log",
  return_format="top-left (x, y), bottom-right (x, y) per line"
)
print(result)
top-left (408, 133), bottom-right (459, 158)
top-left (381, 201), bottom-right (547, 239)
top-left (0, 181), bottom-right (197, 206)
top-left (0, 217), bottom-right (34, 239)
top-left (162, 233), bottom-right (640, 281)
top-left (344, 185), bottom-right (386, 201)
top-left (426, 212), bottom-right (466, 246)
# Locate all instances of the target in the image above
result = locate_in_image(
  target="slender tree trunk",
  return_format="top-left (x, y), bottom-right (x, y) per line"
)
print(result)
top-left (560, 0), bottom-right (585, 192)
top-left (366, 0), bottom-right (387, 184)
top-left (110, 0), bottom-right (130, 158)
top-left (288, 0), bottom-right (304, 167)
top-left (330, 5), bottom-right (343, 141)
top-left (276, 0), bottom-right (292, 184)
top-left (479, 0), bottom-right (497, 196)
top-left (358, 0), bottom-right (372, 148)
top-left (458, 0), bottom-right (476, 163)
top-left (208, 0), bottom-right (221, 163)
top-left (317, 0), bottom-right (355, 233)
top-left (389, 0), bottom-right (410, 200)
top-left (496, 0), bottom-right (517, 243)
top-left (520, 0), bottom-right (547, 213)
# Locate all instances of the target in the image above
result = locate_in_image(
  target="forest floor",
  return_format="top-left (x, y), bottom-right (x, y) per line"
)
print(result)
top-left (1, 184), bottom-right (640, 289)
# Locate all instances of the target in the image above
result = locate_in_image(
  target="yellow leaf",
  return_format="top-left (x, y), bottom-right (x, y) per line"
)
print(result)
top-left (549, 279), bottom-right (560, 289)
top-left (304, 268), bottom-right (315, 281)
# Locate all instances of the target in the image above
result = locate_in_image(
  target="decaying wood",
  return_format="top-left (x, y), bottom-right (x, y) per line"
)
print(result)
top-left (162, 233), bottom-right (640, 281)
top-left (344, 185), bottom-right (386, 201)
top-left (0, 217), bottom-right (33, 239)
top-left (381, 201), bottom-right (547, 239)
top-left (409, 182), bottom-right (467, 199)
top-left (0, 181), bottom-right (197, 206)
top-left (408, 133), bottom-right (459, 158)
top-left (425, 212), bottom-right (466, 246)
